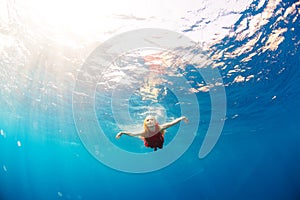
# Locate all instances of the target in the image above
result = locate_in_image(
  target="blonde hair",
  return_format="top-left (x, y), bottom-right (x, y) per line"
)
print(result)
top-left (143, 116), bottom-right (165, 134)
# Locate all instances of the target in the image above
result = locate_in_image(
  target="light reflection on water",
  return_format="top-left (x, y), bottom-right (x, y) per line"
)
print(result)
top-left (0, 0), bottom-right (299, 137)
top-left (0, 0), bottom-right (298, 140)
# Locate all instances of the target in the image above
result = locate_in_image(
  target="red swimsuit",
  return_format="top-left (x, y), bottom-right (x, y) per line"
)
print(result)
top-left (143, 129), bottom-right (164, 151)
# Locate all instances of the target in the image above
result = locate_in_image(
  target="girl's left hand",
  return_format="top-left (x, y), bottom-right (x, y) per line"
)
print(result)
top-left (182, 116), bottom-right (189, 123)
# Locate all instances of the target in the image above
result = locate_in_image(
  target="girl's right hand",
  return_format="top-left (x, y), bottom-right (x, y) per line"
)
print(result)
top-left (116, 132), bottom-right (123, 139)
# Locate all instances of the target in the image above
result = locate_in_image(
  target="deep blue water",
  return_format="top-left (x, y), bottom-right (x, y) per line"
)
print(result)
top-left (1, 0), bottom-right (300, 199)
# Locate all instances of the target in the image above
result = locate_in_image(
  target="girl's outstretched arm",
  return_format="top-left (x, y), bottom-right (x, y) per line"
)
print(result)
top-left (116, 131), bottom-right (144, 139)
top-left (160, 116), bottom-right (188, 131)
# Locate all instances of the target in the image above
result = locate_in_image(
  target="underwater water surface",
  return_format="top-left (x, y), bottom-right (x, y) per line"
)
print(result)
top-left (1, 0), bottom-right (300, 199)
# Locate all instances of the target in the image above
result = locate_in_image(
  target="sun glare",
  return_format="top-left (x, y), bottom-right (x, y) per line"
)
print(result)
top-left (6, 0), bottom-right (252, 45)
top-left (23, 0), bottom-right (118, 37)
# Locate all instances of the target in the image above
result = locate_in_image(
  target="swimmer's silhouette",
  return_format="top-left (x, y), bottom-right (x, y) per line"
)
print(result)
top-left (116, 116), bottom-right (188, 151)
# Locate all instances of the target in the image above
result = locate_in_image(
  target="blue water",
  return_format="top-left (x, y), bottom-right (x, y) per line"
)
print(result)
top-left (1, 0), bottom-right (300, 199)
